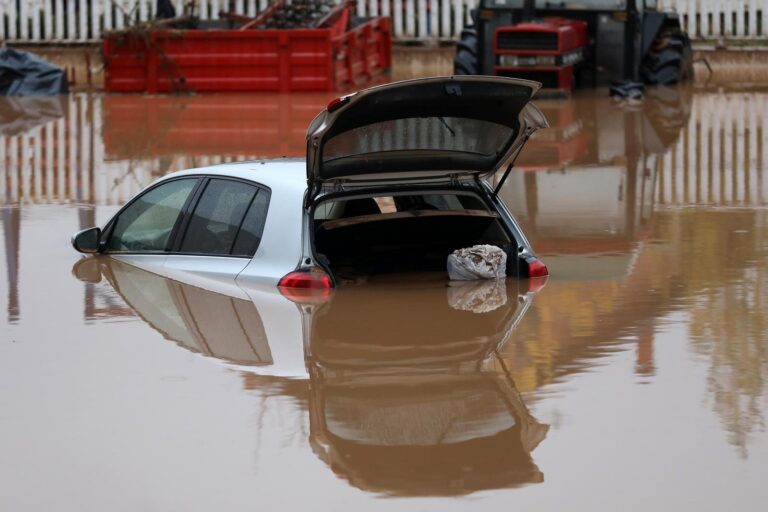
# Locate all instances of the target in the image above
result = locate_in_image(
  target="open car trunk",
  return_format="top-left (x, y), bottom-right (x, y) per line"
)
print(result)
top-left (313, 191), bottom-right (516, 280)
top-left (305, 77), bottom-right (548, 283)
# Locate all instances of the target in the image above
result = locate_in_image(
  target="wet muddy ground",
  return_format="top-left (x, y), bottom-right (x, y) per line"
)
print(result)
top-left (2, 86), bottom-right (768, 510)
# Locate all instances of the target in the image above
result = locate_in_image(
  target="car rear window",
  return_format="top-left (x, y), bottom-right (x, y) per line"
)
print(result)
top-left (231, 189), bottom-right (270, 256)
top-left (179, 179), bottom-right (269, 257)
top-left (322, 117), bottom-right (511, 162)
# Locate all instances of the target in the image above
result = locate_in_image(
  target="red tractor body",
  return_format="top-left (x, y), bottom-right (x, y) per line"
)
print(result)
top-left (494, 18), bottom-right (588, 91)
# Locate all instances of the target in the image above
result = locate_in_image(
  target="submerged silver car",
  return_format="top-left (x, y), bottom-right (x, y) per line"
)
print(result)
top-left (72, 76), bottom-right (549, 292)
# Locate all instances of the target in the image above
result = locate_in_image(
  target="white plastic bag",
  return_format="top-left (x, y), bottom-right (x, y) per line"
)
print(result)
top-left (446, 244), bottom-right (507, 281)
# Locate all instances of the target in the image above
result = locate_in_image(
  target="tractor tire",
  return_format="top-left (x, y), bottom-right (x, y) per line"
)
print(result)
top-left (641, 27), bottom-right (694, 86)
top-left (454, 27), bottom-right (479, 75)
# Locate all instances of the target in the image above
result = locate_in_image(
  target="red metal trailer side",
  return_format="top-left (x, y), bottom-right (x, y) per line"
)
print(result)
top-left (103, 17), bottom-right (391, 94)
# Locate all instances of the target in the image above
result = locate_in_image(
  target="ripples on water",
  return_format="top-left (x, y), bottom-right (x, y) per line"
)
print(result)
top-left (1, 87), bottom-right (767, 510)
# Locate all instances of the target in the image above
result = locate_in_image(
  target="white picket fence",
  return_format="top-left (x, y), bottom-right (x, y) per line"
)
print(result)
top-left (657, 92), bottom-right (768, 206)
top-left (662, 0), bottom-right (768, 38)
top-left (0, 1), bottom-right (765, 43)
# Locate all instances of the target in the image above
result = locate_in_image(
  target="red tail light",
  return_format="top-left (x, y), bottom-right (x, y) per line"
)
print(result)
top-left (278, 270), bottom-right (333, 303)
top-left (526, 257), bottom-right (549, 278)
top-left (279, 270), bottom-right (332, 289)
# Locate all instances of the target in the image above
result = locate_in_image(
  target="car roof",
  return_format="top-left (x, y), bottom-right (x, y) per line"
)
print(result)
top-left (158, 157), bottom-right (307, 193)
top-left (155, 157), bottom-right (485, 205)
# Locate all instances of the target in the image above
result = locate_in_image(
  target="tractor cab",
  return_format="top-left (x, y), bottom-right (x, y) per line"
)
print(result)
top-left (455, 0), bottom-right (693, 92)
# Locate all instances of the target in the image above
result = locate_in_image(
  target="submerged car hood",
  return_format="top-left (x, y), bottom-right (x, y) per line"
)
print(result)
top-left (306, 76), bottom-right (547, 190)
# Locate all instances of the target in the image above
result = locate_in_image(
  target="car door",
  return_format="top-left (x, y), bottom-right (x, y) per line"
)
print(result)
top-left (102, 176), bottom-right (200, 275)
top-left (163, 177), bottom-right (271, 294)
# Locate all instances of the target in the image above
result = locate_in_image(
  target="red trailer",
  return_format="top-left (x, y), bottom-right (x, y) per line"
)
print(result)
top-left (102, 5), bottom-right (391, 94)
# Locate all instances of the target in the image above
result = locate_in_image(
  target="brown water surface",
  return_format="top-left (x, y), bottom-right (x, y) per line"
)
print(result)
top-left (2, 88), bottom-right (768, 510)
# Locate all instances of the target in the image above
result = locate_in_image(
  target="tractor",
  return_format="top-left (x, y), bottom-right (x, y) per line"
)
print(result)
top-left (454, 0), bottom-right (694, 91)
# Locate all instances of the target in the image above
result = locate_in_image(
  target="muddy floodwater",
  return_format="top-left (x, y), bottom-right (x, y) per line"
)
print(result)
top-left (2, 87), bottom-right (768, 511)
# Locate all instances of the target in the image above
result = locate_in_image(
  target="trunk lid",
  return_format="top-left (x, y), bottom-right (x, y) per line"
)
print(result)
top-left (306, 76), bottom-right (548, 197)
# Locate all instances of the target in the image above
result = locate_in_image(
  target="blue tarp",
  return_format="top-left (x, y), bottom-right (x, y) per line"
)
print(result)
top-left (0, 48), bottom-right (69, 96)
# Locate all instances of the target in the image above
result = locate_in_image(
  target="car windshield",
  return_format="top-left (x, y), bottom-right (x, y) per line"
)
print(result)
top-left (322, 117), bottom-right (512, 162)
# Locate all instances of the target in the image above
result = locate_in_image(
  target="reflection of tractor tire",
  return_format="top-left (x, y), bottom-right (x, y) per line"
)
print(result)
top-left (454, 27), bottom-right (479, 75)
top-left (643, 84), bottom-right (693, 153)
top-left (641, 27), bottom-right (694, 85)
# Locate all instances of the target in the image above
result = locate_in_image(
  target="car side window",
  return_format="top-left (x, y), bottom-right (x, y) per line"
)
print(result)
top-left (107, 178), bottom-right (198, 253)
top-left (179, 179), bottom-right (268, 257)
top-left (231, 189), bottom-right (270, 257)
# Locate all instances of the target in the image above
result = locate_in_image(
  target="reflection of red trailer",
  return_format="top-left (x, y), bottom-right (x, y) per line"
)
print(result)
top-left (101, 94), bottom-right (330, 159)
top-left (103, 8), bottom-right (391, 93)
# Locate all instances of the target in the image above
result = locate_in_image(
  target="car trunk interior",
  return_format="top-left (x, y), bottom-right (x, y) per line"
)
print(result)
top-left (312, 191), bottom-right (516, 281)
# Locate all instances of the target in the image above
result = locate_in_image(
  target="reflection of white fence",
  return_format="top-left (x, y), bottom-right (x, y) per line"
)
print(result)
top-left (0, 1), bottom-right (765, 43)
top-left (1, 92), bottom-right (767, 207)
top-left (0, 95), bottom-right (250, 206)
top-left (657, 92), bottom-right (768, 206)
top-left (0, 95), bottom-right (144, 206)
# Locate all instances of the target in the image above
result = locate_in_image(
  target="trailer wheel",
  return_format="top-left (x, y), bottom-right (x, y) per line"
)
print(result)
top-left (641, 27), bottom-right (693, 85)
top-left (454, 27), bottom-right (479, 75)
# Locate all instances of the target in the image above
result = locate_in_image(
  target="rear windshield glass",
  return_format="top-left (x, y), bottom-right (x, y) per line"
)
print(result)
top-left (322, 117), bottom-right (511, 162)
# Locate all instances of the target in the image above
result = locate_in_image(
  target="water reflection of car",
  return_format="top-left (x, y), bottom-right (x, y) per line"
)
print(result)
top-left (75, 257), bottom-right (307, 375)
top-left (96, 259), bottom-right (273, 366)
top-left (71, 76), bottom-right (550, 293)
top-left (73, 259), bottom-right (549, 495)
top-left (306, 279), bottom-right (548, 495)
